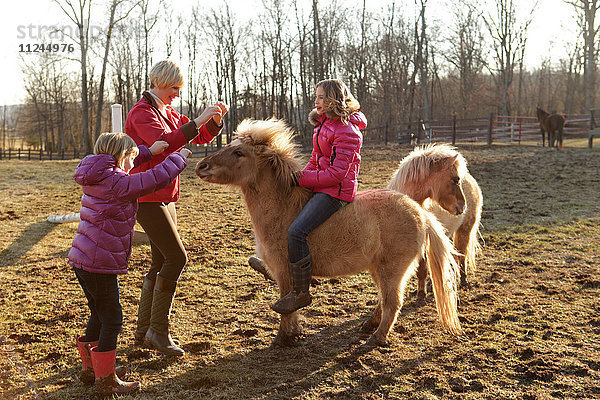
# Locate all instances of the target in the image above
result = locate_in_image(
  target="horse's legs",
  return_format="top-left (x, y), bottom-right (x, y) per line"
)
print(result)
top-left (368, 268), bottom-right (403, 346)
top-left (541, 128), bottom-right (546, 147)
top-left (272, 269), bottom-right (303, 347)
top-left (453, 229), bottom-right (470, 288)
top-left (416, 256), bottom-right (428, 304)
top-left (360, 269), bottom-right (382, 335)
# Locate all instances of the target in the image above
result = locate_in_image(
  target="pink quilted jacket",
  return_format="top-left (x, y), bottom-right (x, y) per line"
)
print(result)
top-left (298, 109), bottom-right (367, 202)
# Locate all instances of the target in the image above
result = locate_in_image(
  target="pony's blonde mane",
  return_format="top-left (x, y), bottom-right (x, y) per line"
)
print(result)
top-left (234, 118), bottom-right (303, 190)
top-left (392, 144), bottom-right (468, 188)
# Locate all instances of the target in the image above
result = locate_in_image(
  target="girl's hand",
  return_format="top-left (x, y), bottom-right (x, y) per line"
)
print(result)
top-left (149, 140), bottom-right (169, 155)
top-left (179, 148), bottom-right (192, 158)
top-left (194, 106), bottom-right (222, 127)
top-left (213, 101), bottom-right (229, 125)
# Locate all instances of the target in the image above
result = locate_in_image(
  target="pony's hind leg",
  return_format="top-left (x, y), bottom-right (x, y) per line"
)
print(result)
top-left (360, 268), bottom-right (382, 336)
top-left (359, 301), bottom-right (381, 336)
top-left (367, 268), bottom-right (403, 346)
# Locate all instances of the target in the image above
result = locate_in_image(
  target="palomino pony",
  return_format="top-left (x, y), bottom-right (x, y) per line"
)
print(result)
top-left (388, 144), bottom-right (482, 302)
top-left (195, 119), bottom-right (462, 347)
top-left (536, 107), bottom-right (565, 148)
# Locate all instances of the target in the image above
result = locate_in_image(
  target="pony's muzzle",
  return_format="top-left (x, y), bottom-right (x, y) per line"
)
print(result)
top-left (454, 200), bottom-right (466, 215)
top-left (195, 162), bottom-right (210, 178)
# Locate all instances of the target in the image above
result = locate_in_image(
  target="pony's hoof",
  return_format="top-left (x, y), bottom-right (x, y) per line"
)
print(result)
top-left (359, 322), bottom-right (377, 337)
top-left (364, 336), bottom-right (388, 348)
top-left (416, 290), bottom-right (426, 306)
top-left (271, 332), bottom-right (303, 348)
top-left (248, 257), bottom-right (274, 281)
top-left (460, 275), bottom-right (471, 289)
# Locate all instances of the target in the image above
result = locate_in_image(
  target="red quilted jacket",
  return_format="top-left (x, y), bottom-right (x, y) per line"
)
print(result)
top-left (125, 91), bottom-right (221, 203)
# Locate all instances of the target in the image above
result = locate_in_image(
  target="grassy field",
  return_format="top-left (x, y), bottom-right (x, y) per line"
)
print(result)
top-left (1, 141), bottom-right (600, 399)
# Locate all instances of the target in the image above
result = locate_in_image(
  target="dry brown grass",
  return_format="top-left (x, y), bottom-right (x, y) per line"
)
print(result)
top-left (1, 142), bottom-right (600, 399)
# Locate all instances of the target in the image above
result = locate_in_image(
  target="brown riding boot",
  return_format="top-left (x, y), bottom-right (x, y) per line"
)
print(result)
top-left (75, 335), bottom-right (126, 385)
top-left (90, 346), bottom-right (140, 395)
top-left (144, 275), bottom-right (185, 356)
top-left (271, 255), bottom-right (313, 314)
top-left (271, 290), bottom-right (312, 314)
top-left (134, 274), bottom-right (155, 344)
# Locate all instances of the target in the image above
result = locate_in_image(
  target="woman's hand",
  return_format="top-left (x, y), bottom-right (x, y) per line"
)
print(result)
top-left (149, 140), bottom-right (169, 155)
top-left (213, 101), bottom-right (229, 125)
top-left (179, 148), bottom-right (192, 158)
top-left (194, 105), bottom-right (222, 127)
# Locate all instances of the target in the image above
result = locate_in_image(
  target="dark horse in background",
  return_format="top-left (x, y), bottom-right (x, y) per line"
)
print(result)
top-left (536, 106), bottom-right (566, 148)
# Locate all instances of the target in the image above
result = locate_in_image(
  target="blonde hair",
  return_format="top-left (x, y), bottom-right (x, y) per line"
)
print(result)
top-left (149, 60), bottom-right (184, 89)
top-left (316, 79), bottom-right (360, 124)
top-left (94, 132), bottom-right (138, 165)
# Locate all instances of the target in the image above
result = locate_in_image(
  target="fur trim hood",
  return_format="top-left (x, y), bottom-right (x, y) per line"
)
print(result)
top-left (308, 108), bottom-right (367, 129)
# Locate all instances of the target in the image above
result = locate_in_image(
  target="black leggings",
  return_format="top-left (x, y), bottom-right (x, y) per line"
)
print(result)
top-left (136, 202), bottom-right (187, 282)
top-left (74, 268), bottom-right (122, 351)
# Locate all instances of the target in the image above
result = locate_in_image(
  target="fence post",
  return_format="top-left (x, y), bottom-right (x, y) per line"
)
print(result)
top-left (8, 149), bottom-right (11, 160)
top-left (28, 148), bottom-right (31, 160)
top-left (518, 117), bottom-right (522, 145)
top-left (39, 148), bottom-right (43, 160)
top-left (384, 122), bottom-right (389, 146)
top-left (452, 113), bottom-right (457, 145)
top-left (18, 148), bottom-right (22, 160)
top-left (487, 113), bottom-right (494, 145)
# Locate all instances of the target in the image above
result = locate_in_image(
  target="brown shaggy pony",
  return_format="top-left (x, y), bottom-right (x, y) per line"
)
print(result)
top-left (388, 144), bottom-right (483, 302)
top-left (195, 119), bottom-right (462, 347)
top-left (536, 107), bottom-right (566, 148)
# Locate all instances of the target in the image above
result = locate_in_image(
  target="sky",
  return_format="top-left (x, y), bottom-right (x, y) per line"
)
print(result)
top-left (0, 0), bottom-right (579, 106)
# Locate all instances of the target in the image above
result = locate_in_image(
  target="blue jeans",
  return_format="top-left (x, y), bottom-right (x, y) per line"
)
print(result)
top-left (288, 192), bottom-right (347, 264)
top-left (73, 268), bottom-right (123, 352)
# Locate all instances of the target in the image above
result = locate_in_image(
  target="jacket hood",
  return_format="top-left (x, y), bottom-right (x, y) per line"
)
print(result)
top-left (308, 109), bottom-right (367, 130)
top-left (74, 154), bottom-right (120, 186)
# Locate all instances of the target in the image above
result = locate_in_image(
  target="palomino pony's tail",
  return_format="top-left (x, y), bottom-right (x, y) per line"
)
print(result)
top-left (424, 212), bottom-right (462, 336)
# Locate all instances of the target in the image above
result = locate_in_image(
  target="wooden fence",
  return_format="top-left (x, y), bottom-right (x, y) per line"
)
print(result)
top-left (361, 113), bottom-right (593, 146)
top-left (0, 112), bottom-right (596, 160)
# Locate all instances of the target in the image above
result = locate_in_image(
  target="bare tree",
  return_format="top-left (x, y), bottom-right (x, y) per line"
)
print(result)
top-left (52, 0), bottom-right (93, 153)
top-left (93, 0), bottom-right (138, 140)
top-left (565, 0), bottom-right (599, 110)
top-left (444, 1), bottom-right (486, 117)
top-left (484, 0), bottom-right (534, 115)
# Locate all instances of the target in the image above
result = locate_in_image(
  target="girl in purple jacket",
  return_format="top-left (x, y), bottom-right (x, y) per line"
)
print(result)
top-left (68, 132), bottom-right (190, 396)
top-left (272, 79), bottom-right (367, 315)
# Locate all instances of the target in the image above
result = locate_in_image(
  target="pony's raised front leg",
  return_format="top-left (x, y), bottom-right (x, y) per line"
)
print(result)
top-left (416, 256), bottom-right (428, 304)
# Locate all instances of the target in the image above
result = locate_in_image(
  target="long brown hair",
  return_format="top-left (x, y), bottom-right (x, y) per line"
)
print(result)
top-left (316, 79), bottom-right (360, 125)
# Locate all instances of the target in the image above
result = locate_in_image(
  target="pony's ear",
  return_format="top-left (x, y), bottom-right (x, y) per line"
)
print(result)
top-left (432, 155), bottom-right (458, 172)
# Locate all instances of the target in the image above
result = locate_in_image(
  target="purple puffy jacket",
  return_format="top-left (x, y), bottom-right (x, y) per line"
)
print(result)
top-left (298, 109), bottom-right (367, 202)
top-left (68, 146), bottom-right (187, 274)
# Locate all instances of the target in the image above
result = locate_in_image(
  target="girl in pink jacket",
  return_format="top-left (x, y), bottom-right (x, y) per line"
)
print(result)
top-left (69, 132), bottom-right (191, 396)
top-left (272, 79), bottom-right (367, 315)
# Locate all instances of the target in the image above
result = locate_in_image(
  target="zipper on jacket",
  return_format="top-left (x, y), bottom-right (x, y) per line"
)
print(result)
top-left (315, 118), bottom-right (325, 155)
top-left (338, 183), bottom-right (342, 196)
top-left (330, 146), bottom-right (337, 165)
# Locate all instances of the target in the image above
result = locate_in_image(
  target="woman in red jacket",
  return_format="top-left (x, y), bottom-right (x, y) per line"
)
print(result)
top-left (125, 60), bottom-right (227, 356)
top-left (271, 79), bottom-right (367, 315)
